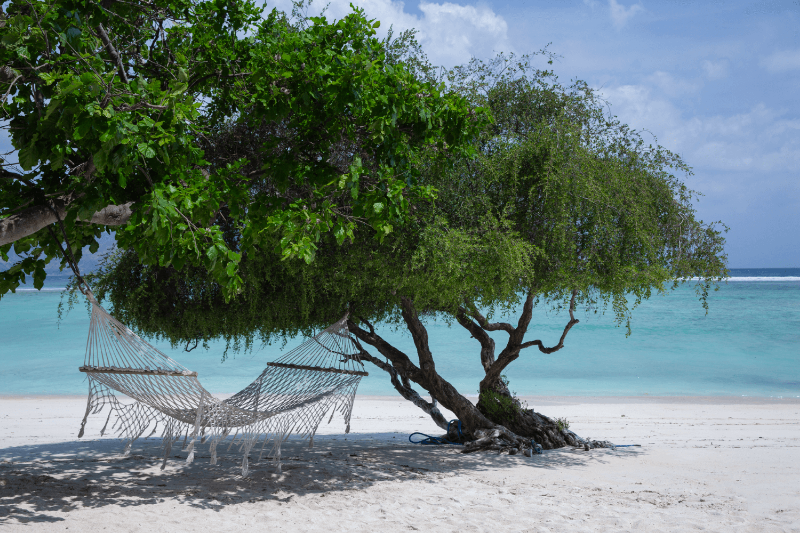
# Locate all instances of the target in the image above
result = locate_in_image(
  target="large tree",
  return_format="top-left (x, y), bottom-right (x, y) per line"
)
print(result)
top-left (84, 52), bottom-right (727, 453)
top-left (0, 0), bottom-right (480, 297)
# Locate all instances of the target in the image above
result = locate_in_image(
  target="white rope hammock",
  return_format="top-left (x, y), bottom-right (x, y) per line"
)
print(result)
top-left (77, 293), bottom-right (367, 476)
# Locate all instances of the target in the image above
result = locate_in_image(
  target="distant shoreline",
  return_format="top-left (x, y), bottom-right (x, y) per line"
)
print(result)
top-left (9, 275), bottom-right (800, 293)
top-left (2, 393), bottom-right (799, 404)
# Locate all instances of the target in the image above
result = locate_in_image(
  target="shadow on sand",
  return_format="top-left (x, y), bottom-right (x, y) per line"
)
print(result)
top-left (0, 433), bottom-right (643, 524)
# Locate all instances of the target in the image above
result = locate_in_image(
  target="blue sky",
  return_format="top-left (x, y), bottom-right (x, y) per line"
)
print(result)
top-left (274, 0), bottom-right (799, 268)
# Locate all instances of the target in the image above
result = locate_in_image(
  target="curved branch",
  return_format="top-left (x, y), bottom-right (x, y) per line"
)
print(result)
top-left (480, 291), bottom-right (578, 391)
top-left (352, 338), bottom-right (448, 430)
top-left (456, 306), bottom-right (496, 371)
top-left (518, 289), bottom-right (579, 354)
top-left (399, 296), bottom-right (436, 374)
top-left (465, 307), bottom-right (514, 334)
top-left (346, 318), bottom-right (422, 381)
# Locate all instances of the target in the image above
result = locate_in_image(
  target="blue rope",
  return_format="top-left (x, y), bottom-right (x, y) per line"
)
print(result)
top-left (448, 419), bottom-right (463, 440)
top-left (614, 444), bottom-right (641, 447)
top-left (408, 420), bottom-right (464, 446)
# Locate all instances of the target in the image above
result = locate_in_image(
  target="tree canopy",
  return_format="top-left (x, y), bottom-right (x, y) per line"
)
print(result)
top-left (0, 0), bottom-right (482, 298)
top-left (87, 54), bottom-right (726, 349)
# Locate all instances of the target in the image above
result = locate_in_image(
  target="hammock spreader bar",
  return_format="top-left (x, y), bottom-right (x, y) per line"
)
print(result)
top-left (80, 366), bottom-right (198, 377)
top-left (266, 362), bottom-right (369, 376)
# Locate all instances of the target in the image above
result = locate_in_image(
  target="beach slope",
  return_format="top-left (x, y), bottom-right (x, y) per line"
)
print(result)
top-left (1, 396), bottom-right (799, 532)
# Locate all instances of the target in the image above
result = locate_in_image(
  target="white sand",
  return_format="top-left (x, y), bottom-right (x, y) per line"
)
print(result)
top-left (1, 395), bottom-right (799, 532)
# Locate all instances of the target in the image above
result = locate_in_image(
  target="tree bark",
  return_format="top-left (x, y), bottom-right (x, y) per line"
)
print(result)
top-left (347, 310), bottom-right (495, 440)
top-left (349, 293), bottom-right (613, 453)
top-left (354, 345), bottom-right (449, 431)
top-left (465, 290), bottom-right (585, 449)
top-left (0, 201), bottom-right (133, 246)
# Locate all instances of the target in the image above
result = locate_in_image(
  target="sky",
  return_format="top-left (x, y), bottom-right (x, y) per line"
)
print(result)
top-left (4, 0), bottom-right (798, 269)
top-left (267, 0), bottom-right (800, 268)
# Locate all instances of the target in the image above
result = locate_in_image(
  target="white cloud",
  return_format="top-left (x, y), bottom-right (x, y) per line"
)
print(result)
top-left (761, 49), bottom-right (800, 73)
top-left (416, 2), bottom-right (511, 65)
top-left (608, 0), bottom-right (643, 30)
top-left (646, 71), bottom-right (702, 97)
top-left (272, 0), bottom-right (513, 67)
top-left (701, 59), bottom-right (729, 80)
top-left (599, 85), bottom-right (800, 176)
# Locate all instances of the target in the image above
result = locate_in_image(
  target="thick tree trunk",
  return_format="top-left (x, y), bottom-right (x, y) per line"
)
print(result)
top-left (348, 295), bottom-right (612, 455)
top-left (348, 292), bottom-right (615, 454)
top-left (475, 388), bottom-right (578, 449)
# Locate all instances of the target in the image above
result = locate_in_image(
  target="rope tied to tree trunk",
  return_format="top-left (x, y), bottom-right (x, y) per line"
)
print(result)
top-left (408, 419), bottom-right (464, 445)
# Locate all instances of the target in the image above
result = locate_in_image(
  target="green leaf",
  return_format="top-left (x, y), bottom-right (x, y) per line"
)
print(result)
top-left (93, 148), bottom-right (109, 171)
top-left (1, 33), bottom-right (20, 46)
top-left (74, 119), bottom-right (92, 140)
top-left (170, 83), bottom-right (188, 96)
top-left (18, 145), bottom-right (38, 171)
top-left (206, 246), bottom-right (219, 262)
top-left (137, 143), bottom-right (156, 158)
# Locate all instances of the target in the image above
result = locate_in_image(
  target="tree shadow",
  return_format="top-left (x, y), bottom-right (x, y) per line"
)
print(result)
top-left (0, 434), bottom-right (643, 524)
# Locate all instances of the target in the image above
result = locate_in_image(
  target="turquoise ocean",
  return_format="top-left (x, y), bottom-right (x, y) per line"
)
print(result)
top-left (1, 268), bottom-right (798, 397)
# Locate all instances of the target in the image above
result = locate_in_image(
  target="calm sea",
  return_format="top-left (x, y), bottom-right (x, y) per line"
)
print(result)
top-left (1, 269), bottom-right (798, 397)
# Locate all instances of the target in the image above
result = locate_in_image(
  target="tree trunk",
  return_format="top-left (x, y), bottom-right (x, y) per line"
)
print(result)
top-left (348, 295), bottom-right (611, 454)
top-left (476, 386), bottom-right (578, 449)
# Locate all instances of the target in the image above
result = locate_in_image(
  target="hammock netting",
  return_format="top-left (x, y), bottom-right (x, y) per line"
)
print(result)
top-left (77, 293), bottom-right (367, 476)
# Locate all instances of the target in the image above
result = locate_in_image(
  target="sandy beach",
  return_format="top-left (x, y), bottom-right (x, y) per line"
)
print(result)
top-left (1, 395), bottom-right (799, 532)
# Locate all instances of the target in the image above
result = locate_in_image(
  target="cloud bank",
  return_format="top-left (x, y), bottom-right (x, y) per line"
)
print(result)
top-left (269, 0), bottom-right (512, 67)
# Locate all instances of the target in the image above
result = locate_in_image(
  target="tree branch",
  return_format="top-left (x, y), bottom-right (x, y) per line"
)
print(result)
top-left (479, 292), bottom-right (576, 391)
top-left (352, 337), bottom-right (448, 430)
top-left (349, 311), bottom-right (496, 438)
top-left (399, 296), bottom-right (438, 375)
top-left (456, 306), bottom-right (496, 372)
top-left (519, 289), bottom-right (579, 354)
top-left (96, 24), bottom-right (129, 84)
top-left (346, 318), bottom-right (422, 382)
top-left (466, 307), bottom-right (515, 334)
top-left (113, 102), bottom-right (169, 112)
top-left (0, 200), bottom-right (133, 246)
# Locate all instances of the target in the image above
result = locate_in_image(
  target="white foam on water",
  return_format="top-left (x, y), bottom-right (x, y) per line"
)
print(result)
top-left (724, 277), bottom-right (800, 282)
top-left (687, 277), bottom-right (800, 282)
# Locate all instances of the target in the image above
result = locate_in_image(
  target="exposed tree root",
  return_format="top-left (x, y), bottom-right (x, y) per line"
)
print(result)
top-left (457, 424), bottom-right (614, 456)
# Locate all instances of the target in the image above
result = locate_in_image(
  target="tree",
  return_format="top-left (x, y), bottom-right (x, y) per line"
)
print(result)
top-left (85, 52), bottom-right (727, 453)
top-left (0, 0), bottom-right (481, 297)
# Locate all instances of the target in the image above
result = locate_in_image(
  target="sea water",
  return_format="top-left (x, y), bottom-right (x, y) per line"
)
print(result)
top-left (0, 269), bottom-right (798, 397)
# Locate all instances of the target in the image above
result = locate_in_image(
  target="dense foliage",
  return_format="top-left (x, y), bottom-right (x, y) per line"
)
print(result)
top-left (0, 0), bottom-right (481, 298)
top-left (87, 54), bottom-right (727, 354)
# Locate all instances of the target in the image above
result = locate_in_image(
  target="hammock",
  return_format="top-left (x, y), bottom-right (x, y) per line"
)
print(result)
top-left (77, 293), bottom-right (367, 476)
